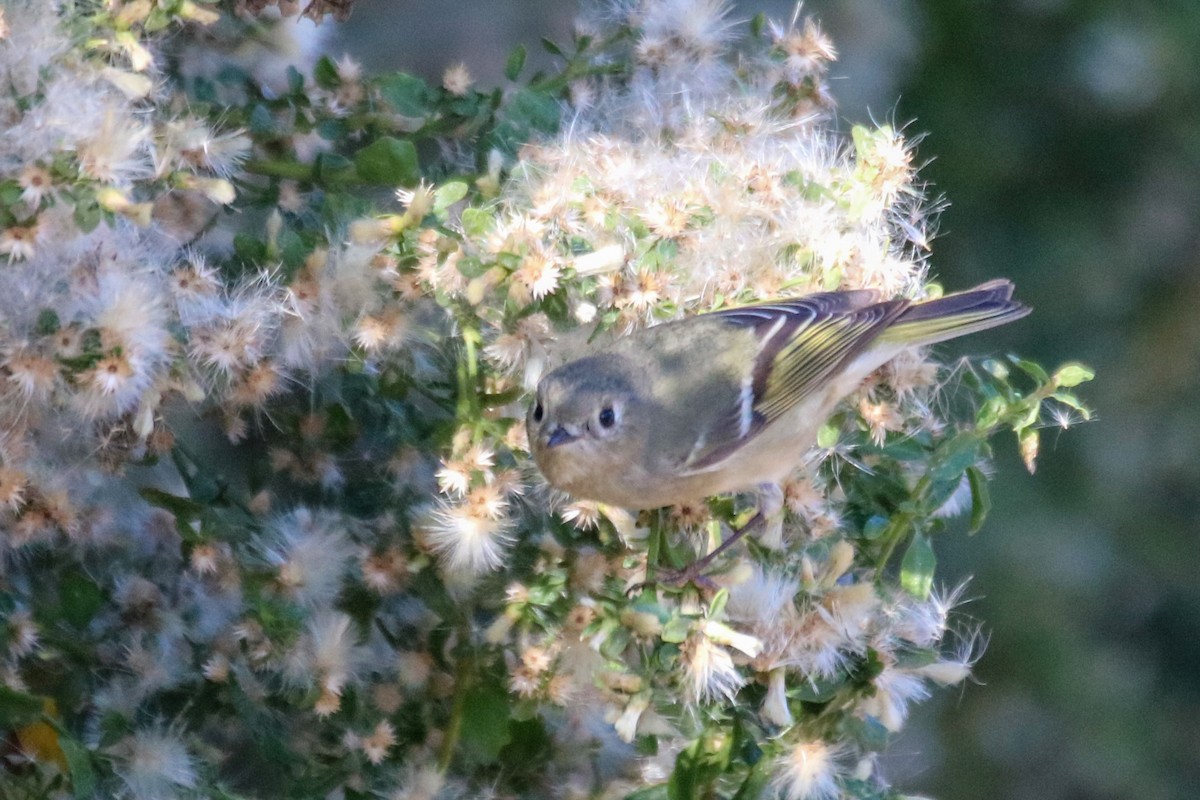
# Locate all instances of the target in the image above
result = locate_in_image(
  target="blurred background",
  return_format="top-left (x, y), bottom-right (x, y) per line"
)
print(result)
top-left (330, 2), bottom-right (1199, 797)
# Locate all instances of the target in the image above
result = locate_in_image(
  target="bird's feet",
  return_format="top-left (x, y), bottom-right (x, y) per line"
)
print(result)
top-left (646, 562), bottom-right (721, 592)
top-left (630, 511), bottom-right (768, 594)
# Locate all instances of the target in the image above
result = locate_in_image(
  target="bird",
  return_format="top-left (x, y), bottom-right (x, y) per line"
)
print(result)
top-left (527, 280), bottom-right (1029, 582)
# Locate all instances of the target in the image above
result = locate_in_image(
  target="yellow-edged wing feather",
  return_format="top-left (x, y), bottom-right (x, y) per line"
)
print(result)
top-left (682, 291), bottom-right (907, 471)
top-left (679, 281), bottom-right (1029, 474)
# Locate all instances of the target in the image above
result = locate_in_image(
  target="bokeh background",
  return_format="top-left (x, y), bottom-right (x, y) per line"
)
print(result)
top-left (329, 2), bottom-right (1199, 797)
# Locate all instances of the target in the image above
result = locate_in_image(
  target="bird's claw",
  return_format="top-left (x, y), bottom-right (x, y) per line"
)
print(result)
top-left (627, 564), bottom-right (718, 595)
top-left (625, 511), bottom-right (767, 596)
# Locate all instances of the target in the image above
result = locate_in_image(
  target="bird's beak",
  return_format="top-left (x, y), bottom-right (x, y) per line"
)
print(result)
top-left (546, 426), bottom-right (578, 448)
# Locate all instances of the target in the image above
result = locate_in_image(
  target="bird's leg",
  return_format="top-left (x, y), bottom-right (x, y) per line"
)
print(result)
top-left (631, 484), bottom-right (783, 593)
top-left (755, 482), bottom-right (785, 549)
top-left (758, 482), bottom-right (785, 518)
top-left (652, 483), bottom-right (778, 586)
top-left (650, 512), bottom-right (768, 589)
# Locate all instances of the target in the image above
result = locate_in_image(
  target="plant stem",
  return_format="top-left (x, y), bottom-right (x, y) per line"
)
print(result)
top-left (242, 159), bottom-right (317, 182)
top-left (875, 475), bottom-right (932, 574)
top-left (464, 327), bottom-right (480, 407)
top-left (639, 511), bottom-right (664, 599)
top-left (875, 518), bottom-right (910, 576)
top-left (437, 640), bottom-right (473, 772)
top-left (455, 323), bottom-right (483, 427)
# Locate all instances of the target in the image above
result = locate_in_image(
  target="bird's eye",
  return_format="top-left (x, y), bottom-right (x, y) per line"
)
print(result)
top-left (598, 407), bottom-right (616, 429)
top-left (532, 401), bottom-right (545, 423)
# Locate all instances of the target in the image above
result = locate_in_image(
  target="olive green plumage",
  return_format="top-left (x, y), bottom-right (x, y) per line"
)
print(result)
top-left (528, 280), bottom-right (1029, 509)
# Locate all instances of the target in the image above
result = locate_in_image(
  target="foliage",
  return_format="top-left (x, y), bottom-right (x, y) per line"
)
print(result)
top-left (0, 2), bottom-right (1089, 799)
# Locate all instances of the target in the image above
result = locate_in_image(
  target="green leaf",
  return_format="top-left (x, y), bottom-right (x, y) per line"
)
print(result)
top-left (337, 583), bottom-right (380, 627)
top-left (454, 256), bottom-right (490, 279)
top-left (733, 719), bottom-right (762, 766)
top-left (505, 43), bottom-right (527, 81)
top-left (59, 568), bottom-right (106, 628)
top-left (97, 710), bottom-right (133, 748)
top-left (625, 785), bottom-right (669, 800)
top-left (668, 733), bottom-right (732, 800)
top-left (816, 422), bottom-right (840, 449)
top-left (707, 588), bottom-right (729, 618)
top-left (461, 206), bottom-right (494, 238)
top-left (497, 716), bottom-right (552, 776)
top-left (144, 6), bottom-right (170, 31)
top-left (924, 474), bottom-right (966, 518)
top-left (1007, 354), bottom-right (1050, 384)
top-left (976, 395), bottom-right (1007, 430)
top-left (668, 741), bottom-right (701, 799)
top-left (894, 646), bottom-right (939, 670)
top-left (861, 516), bottom-right (889, 540)
top-left (316, 118), bottom-right (346, 141)
top-left (878, 435), bottom-right (930, 462)
top-left (983, 358), bottom-right (1009, 380)
top-left (525, 569), bottom-right (567, 605)
top-left (191, 75), bottom-right (217, 104)
top-left (793, 674), bottom-right (844, 702)
top-left (277, 226), bottom-right (309, 268)
top-left (0, 686), bottom-right (44, 727)
top-left (313, 56), bottom-right (339, 89)
top-left (458, 683), bottom-right (512, 764)
top-left (660, 616), bottom-right (691, 644)
top-left (409, 570), bottom-right (462, 625)
top-left (966, 466), bottom-right (991, 534)
top-left (73, 199), bottom-right (101, 233)
top-left (930, 432), bottom-right (981, 483)
top-left (851, 124), bottom-right (871, 156)
top-left (1015, 398), bottom-right (1042, 431)
top-left (324, 402), bottom-right (358, 446)
top-left (731, 767), bottom-right (769, 800)
top-left (353, 137), bottom-right (419, 186)
top-left (900, 533), bottom-right (935, 599)
top-left (491, 89), bottom-right (561, 154)
top-left (433, 181), bottom-right (469, 215)
top-left (286, 66), bottom-right (305, 96)
top-left (0, 179), bottom-right (23, 205)
top-left (850, 648), bottom-right (886, 687)
top-left (1052, 391), bottom-right (1093, 421)
top-left (599, 626), bottom-right (632, 660)
top-left (378, 72), bottom-right (433, 117)
top-left (1053, 361), bottom-right (1095, 388)
top-left (248, 103), bottom-right (275, 135)
top-left (749, 12), bottom-right (767, 38)
top-left (57, 732), bottom-right (98, 800)
top-left (234, 232), bottom-right (268, 263)
top-left (139, 487), bottom-right (205, 522)
top-left (842, 714), bottom-right (890, 752)
top-left (35, 308), bottom-right (60, 335)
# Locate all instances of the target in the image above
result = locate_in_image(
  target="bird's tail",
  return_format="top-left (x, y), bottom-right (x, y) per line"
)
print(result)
top-left (878, 279), bottom-right (1031, 348)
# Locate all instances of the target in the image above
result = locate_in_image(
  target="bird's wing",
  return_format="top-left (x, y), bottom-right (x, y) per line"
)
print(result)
top-left (680, 291), bottom-right (908, 473)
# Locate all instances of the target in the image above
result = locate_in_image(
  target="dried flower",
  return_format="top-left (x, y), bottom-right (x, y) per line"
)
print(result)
top-left (0, 467), bottom-right (29, 512)
top-left (17, 165), bottom-right (52, 206)
top-left (116, 729), bottom-right (197, 800)
top-left (773, 740), bottom-right (841, 800)
top-left (512, 247), bottom-right (562, 301)
top-left (360, 720), bottom-right (396, 764)
top-left (261, 509), bottom-right (353, 607)
top-left (0, 224), bottom-right (38, 262)
top-left (680, 630), bottom-right (744, 703)
top-left (424, 499), bottom-right (513, 576)
top-left (443, 62), bottom-right (473, 95)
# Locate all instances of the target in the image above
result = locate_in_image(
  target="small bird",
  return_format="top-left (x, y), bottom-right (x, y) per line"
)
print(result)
top-left (528, 280), bottom-right (1029, 511)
